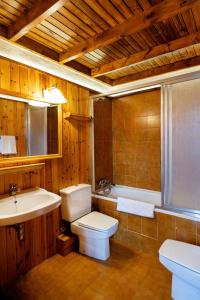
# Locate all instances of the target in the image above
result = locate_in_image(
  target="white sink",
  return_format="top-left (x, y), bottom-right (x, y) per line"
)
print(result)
top-left (0, 188), bottom-right (61, 226)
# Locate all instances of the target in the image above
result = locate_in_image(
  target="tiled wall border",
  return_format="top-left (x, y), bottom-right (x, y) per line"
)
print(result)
top-left (93, 196), bottom-right (200, 256)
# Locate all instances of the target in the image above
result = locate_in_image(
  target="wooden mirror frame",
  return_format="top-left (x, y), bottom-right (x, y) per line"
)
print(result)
top-left (0, 96), bottom-right (63, 164)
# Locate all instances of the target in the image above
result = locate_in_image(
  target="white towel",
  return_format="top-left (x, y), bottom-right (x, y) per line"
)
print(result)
top-left (0, 135), bottom-right (17, 154)
top-left (117, 197), bottom-right (155, 218)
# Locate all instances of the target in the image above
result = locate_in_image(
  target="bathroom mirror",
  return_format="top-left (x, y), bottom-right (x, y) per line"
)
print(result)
top-left (0, 97), bottom-right (62, 162)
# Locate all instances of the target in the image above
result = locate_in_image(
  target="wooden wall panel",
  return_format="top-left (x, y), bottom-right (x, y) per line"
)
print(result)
top-left (94, 99), bottom-right (113, 189)
top-left (0, 227), bottom-right (7, 286)
top-left (0, 57), bottom-right (91, 189)
top-left (0, 59), bottom-right (10, 90)
top-left (10, 62), bottom-right (20, 93)
top-left (6, 226), bottom-right (17, 282)
top-left (0, 57), bottom-right (91, 287)
top-left (47, 106), bottom-right (58, 154)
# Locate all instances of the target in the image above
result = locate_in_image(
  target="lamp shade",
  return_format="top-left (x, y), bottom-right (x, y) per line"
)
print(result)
top-left (28, 100), bottom-right (50, 107)
top-left (43, 87), bottom-right (67, 104)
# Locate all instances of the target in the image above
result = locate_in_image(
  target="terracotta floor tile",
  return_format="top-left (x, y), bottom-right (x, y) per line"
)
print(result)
top-left (78, 287), bottom-right (106, 300)
top-left (4, 241), bottom-right (172, 300)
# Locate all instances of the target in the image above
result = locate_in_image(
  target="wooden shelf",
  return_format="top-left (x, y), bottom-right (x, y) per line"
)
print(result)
top-left (64, 112), bottom-right (92, 122)
top-left (0, 163), bottom-right (45, 175)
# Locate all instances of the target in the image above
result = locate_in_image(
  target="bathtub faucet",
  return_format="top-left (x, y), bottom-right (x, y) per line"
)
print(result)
top-left (97, 178), bottom-right (112, 195)
top-left (98, 178), bottom-right (111, 189)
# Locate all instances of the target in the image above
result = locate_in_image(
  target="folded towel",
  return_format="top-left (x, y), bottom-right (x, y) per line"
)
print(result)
top-left (117, 197), bottom-right (155, 218)
top-left (0, 135), bottom-right (17, 154)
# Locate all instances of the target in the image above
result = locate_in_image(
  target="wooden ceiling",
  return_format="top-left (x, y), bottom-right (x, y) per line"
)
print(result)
top-left (1, 0), bottom-right (200, 86)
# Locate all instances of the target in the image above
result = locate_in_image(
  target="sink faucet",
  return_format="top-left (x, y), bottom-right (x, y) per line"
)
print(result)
top-left (9, 184), bottom-right (18, 196)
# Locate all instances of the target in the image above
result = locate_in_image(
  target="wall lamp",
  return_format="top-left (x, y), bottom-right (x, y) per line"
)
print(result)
top-left (43, 86), bottom-right (67, 104)
top-left (28, 100), bottom-right (50, 107)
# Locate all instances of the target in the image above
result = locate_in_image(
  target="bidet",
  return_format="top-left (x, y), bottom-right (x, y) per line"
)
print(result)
top-left (159, 240), bottom-right (200, 300)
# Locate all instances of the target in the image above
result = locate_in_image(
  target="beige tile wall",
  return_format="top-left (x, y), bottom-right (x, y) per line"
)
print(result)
top-left (93, 89), bottom-right (199, 255)
top-left (112, 89), bottom-right (161, 191)
top-left (93, 197), bottom-right (200, 256)
top-left (94, 89), bottom-right (161, 191)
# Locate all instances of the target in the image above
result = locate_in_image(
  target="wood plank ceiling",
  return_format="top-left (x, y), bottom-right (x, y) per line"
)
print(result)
top-left (1, 0), bottom-right (200, 86)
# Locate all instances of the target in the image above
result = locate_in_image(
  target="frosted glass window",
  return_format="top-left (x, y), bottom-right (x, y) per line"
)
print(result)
top-left (163, 78), bottom-right (200, 212)
top-left (27, 107), bottom-right (47, 156)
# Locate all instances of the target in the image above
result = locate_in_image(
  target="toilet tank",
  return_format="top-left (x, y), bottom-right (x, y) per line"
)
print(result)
top-left (60, 184), bottom-right (92, 222)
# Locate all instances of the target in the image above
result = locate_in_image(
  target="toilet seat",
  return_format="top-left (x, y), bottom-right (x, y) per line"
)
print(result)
top-left (71, 211), bottom-right (118, 238)
top-left (159, 239), bottom-right (200, 274)
top-left (71, 211), bottom-right (118, 260)
top-left (77, 211), bottom-right (118, 232)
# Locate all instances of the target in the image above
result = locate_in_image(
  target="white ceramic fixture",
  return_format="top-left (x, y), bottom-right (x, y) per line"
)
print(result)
top-left (159, 239), bottom-right (200, 300)
top-left (60, 184), bottom-right (118, 260)
top-left (0, 188), bottom-right (61, 226)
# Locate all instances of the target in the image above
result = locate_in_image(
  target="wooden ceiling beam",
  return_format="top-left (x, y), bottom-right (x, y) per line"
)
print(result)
top-left (17, 37), bottom-right (59, 61)
top-left (112, 56), bottom-right (200, 85)
top-left (65, 61), bottom-right (91, 75)
top-left (8, 0), bottom-right (68, 42)
top-left (97, 76), bottom-right (114, 85)
top-left (59, 0), bottom-right (200, 63)
top-left (0, 24), bottom-right (8, 38)
top-left (92, 32), bottom-right (200, 77)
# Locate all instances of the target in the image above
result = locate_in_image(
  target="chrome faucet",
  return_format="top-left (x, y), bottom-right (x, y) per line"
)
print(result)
top-left (98, 178), bottom-right (111, 189)
top-left (97, 178), bottom-right (112, 195)
top-left (9, 183), bottom-right (18, 196)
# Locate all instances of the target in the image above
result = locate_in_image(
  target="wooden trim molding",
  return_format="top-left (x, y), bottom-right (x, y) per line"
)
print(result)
top-left (0, 88), bottom-right (46, 103)
top-left (0, 154), bottom-right (62, 165)
top-left (0, 163), bottom-right (45, 175)
top-left (0, 102), bottom-right (63, 164)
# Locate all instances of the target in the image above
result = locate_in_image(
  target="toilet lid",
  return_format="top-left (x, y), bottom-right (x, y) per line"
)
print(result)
top-left (159, 239), bottom-right (200, 274)
top-left (78, 211), bottom-right (118, 232)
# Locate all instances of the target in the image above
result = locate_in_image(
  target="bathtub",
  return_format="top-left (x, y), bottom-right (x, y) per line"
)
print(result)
top-left (93, 185), bottom-right (200, 222)
top-left (94, 185), bottom-right (161, 207)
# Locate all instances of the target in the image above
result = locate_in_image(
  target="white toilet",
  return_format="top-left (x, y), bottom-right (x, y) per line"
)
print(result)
top-left (159, 239), bottom-right (200, 300)
top-left (60, 184), bottom-right (118, 260)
